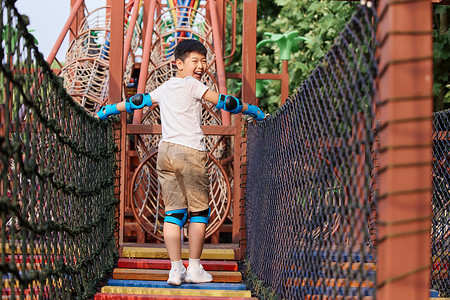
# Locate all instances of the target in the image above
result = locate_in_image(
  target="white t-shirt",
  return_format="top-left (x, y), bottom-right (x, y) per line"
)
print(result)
top-left (150, 76), bottom-right (209, 151)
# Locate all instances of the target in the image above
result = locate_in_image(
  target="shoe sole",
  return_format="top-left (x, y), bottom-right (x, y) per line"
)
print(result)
top-left (167, 280), bottom-right (183, 286)
top-left (184, 278), bottom-right (213, 283)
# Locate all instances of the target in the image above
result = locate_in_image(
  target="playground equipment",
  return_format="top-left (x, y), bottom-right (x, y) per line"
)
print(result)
top-left (60, 1), bottom-right (143, 113)
top-left (0, 0), bottom-right (447, 299)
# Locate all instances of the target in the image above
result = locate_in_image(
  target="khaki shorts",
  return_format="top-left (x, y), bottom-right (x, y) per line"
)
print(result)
top-left (157, 142), bottom-right (209, 213)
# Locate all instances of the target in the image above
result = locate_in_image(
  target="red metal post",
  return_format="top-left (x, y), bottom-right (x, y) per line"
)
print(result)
top-left (46, 0), bottom-right (85, 65)
top-left (133, 0), bottom-right (158, 124)
top-left (109, 0), bottom-right (126, 245)
top-left (122, 0), bottom-right (141, 73)
top-left (69, 0), bottom-right (85, 45)
top-left (376, 0), bottom-right (433, 298)
top-left (233, 0), bottom-right (257, 259)
top-left (208, 0), bottom-right (230, 125)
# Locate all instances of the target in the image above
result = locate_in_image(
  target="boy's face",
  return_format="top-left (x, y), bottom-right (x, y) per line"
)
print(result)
top-left (176, 51), bottom-right (207, 80)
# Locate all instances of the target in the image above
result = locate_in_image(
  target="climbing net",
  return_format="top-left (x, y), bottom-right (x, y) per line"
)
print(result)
top-left (61, 3), bottom-right (141, 114)
top-left (0, 1), bottom-right (120, 298)
top-left (245, 4), bottom-right (378, 299)
top-left (431, 111), bottom-right (450, 297)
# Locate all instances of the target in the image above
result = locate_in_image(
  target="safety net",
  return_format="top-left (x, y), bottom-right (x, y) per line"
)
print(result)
top-left (245, 4), bottom-right (378, 299)
top-left (0, 1), bottom-right (120, 299)
top-left (431, 110), bottom-right (450, 297)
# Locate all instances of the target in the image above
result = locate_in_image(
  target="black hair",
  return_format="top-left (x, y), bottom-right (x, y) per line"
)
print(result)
top-left (174, 39), bottom-right (207, 62)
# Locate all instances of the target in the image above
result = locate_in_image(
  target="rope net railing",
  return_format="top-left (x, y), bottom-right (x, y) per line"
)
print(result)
top-left (431, 110), bottom-right (450, 297)
top-left (245, 4), bottom-right (378, 299)
top-left (0, 1), bottom-right (120, 299)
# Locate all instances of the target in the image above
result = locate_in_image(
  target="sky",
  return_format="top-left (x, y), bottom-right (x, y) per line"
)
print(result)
top-left (15, 0), bottom-right (106, 62)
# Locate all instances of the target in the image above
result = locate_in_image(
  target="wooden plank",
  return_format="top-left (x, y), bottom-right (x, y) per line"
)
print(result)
top-left (113, 268), bottom-right (242, 283)
top-left (100, 286), bottom-right (252, 297)
top-left (107, 279), bottom-right (246, 290)
top-left (95, 293), bottom-right (258, 300)
top-left (127, 125), bottom-right (235, 136)
top-left (121, 247), bottom-right (235, 260)
top-left (118, 258), bottom-right (238, 271)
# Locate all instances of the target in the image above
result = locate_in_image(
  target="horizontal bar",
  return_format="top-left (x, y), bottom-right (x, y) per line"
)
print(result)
top-left (127, 125), bottom-right (235, 136)
top-left (226, 72), bottom-right (283, 80)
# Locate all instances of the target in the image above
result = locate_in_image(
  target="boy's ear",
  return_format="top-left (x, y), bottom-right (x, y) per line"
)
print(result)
top-left (175, 58), bottom-right (183, 69)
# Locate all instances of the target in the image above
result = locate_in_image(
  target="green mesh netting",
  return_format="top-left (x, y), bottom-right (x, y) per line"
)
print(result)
top-left (0, 0), bottom-right (120, 298)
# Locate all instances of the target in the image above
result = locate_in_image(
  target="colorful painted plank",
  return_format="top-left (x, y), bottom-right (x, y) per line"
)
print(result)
top-left (113, 268), bottom-right (242, 283)
top-left (95, 293), bottom-right (258, 300)
top-left (107, 279), bottom-right (247, 290)
top-left (100, 286), bottom-right (252, 297)
top-left (121, 247), bottom-right (235, 260)
top-left (118, 258), bottom-right (238, 271)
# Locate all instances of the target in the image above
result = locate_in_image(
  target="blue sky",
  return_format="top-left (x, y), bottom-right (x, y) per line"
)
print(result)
top-left (15, 0), bottom-right (106, 62)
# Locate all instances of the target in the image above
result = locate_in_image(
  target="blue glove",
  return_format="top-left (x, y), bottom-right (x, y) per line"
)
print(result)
top-left (97, 104), bottom-right (120, 120)
top-left (242, 104), bottom-right (265, 121)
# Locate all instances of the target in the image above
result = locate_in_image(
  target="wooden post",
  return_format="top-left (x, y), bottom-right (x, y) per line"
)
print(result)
top-left (109, 0), bottom-right (125, 246)
top-left (233, 0), bottom-right (257, 259)
top-left (376, 0), bottom-right (433, 298)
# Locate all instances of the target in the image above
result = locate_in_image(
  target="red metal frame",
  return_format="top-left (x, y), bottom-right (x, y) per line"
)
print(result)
top-left (47, 0), bottom-right (85, 66)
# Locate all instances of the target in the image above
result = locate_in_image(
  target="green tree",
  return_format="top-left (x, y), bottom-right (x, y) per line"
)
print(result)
top-left (433, 6), bottom-right (450, 111)
top-left (226, 0), bottom-right (356, 113)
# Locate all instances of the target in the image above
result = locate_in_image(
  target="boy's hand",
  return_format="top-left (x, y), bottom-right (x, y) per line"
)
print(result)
top-left (242, 104), bottom-right (266, 121)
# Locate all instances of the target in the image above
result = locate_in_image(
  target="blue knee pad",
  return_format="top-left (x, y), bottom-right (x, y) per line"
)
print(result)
top-left (189, 208), bottom-right (211, 224)
top-left (125, 93), bottom-right (152, 113)
top-left (164, 209), bottom-right (188, 228)
top-left (97, 103), bottom-right (120, 120)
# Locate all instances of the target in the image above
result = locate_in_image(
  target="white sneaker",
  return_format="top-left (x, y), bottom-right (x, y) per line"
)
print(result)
top-left (167, 268), bottom-right (186, 286)
top-left (184, 265), bottom-right (213, 283)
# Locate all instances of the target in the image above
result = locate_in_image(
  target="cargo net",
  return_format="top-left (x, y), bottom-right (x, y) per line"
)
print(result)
top-left (431, 111), bottom-right (450, 297)
top-left (0, 1), bottom-right (120, 299)
top-left (61, 3), bottom-right (141, 114)
top-left (245, 4), bottom-right (378, 299)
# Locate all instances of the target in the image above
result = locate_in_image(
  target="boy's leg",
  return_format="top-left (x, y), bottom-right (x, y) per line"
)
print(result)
top-left (161, 144), bottom-right (212, 283)
top-left (164, 222), bottom-right (186, 286)
top-left (188, 222), bottom-right (207, 259)
top-left (185, 220), bottom-right (212, 283)
top-left (157, 143), bottom-right (188, 285)
top-left (164, 222), bottom-right (183, 261)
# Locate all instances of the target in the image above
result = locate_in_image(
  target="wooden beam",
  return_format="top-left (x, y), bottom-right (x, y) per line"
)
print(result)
top-left (126, 124), bottom-right (235, 136)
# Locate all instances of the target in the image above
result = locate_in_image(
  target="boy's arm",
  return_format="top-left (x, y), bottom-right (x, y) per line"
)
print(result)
top-left (202, 90), bottom-right (266, 121)
top-left (96, 93), bottom-right (152, 119)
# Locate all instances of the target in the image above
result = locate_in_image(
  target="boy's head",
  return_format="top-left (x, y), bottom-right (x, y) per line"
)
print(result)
top-left (174, 39), bottom-right (207, 62)
top-left (174, 39), bottom-right (208, 80)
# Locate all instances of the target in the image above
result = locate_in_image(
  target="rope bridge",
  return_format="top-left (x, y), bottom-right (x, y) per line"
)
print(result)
top-left (432, 111), bottom-right (450, 297)
top-left (0, 1), bottom-right (120, 298)
top-left (245, 5), bottom-right (378, 299)
top-left (245, 3), bottom-right (449, 299)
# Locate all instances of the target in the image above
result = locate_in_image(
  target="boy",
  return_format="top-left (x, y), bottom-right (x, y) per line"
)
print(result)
top-left (97, 39), bottom-right (266, 285)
